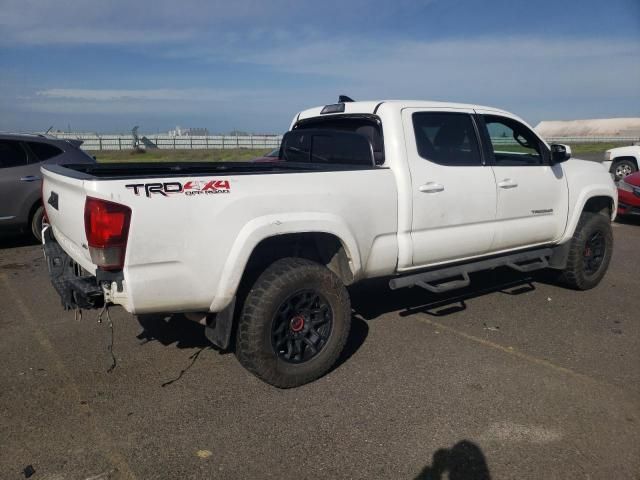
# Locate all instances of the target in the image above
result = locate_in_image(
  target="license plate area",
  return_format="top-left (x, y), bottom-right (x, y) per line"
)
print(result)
top-left (43, 227), bottom-right (104, 310)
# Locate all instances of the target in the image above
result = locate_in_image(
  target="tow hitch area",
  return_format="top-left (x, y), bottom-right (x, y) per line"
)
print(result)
top-left (43, 228), bottom-right (104, 310)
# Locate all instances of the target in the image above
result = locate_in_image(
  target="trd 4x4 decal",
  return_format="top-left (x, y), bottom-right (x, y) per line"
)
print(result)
top-left (126, 180), bottom-right (231, 197)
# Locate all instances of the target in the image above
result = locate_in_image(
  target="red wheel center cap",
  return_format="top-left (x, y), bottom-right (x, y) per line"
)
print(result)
top-left (290, 315), bottom-right (305, 332)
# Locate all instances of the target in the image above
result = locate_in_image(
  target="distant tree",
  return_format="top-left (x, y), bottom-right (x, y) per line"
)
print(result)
top-left (228, 130), bottom-right (249, 136)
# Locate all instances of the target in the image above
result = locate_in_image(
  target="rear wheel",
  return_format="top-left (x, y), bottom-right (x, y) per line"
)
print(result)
top-left (235, 257), bottom-right (351, 388)
top-left (558, 212), bottom-right (613, 290)
top-left (611, 158), bottom-right (637, 182)
top-left (30, 205), bottom-right (45, 242)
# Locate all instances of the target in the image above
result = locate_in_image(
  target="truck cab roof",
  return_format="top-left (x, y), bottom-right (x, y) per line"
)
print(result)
top-left (296, 100), bottom-right (513, 122)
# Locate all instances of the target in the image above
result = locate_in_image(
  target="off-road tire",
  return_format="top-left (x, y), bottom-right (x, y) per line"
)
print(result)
top-left (30, 205), bottom-right (45, 242)
top-left (235, 257), bottom-right (351, 388)
top-left (558, 212), bottom-right (613, 290)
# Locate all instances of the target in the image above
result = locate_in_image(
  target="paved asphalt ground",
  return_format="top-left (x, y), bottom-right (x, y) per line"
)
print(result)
top-left (1, 166), bottom-right (638, 478)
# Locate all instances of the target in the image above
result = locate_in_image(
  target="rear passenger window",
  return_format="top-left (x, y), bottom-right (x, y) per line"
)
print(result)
top-left (412, 113), bottom-right (482, 166)
top-left (27, 142), bottom-right (63, 161)
top-left (0, 141), bottom-right (28, 169)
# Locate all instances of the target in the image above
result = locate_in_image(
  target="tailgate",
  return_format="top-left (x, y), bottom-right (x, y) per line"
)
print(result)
top-left (41, 166), bottom-right (95, 272)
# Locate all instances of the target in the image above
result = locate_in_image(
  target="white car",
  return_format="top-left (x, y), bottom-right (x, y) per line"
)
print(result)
top-left (41, 98), bottom-right (618, 387)
top-left (602, 145), bottom-right (640, 181)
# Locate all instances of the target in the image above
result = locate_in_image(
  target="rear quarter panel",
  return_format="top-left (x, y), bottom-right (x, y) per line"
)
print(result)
top-left (85, 169), bottom-right (398, 314)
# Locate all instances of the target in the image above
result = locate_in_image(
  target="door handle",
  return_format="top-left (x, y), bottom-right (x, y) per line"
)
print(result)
top-left (20, 176), bottom-right (41, 182)
top-left (498, 179), bottom-right (518, 189)
top-left (419, 182), bottom-right (445, 193)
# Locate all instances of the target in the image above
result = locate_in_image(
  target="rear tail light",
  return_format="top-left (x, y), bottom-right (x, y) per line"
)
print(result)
top-left (84, 197), bottom-right (131, 270)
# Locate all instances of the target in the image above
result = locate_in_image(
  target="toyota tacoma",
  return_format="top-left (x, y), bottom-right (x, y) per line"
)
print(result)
top-left (41, 99), bottom-right (618, 387)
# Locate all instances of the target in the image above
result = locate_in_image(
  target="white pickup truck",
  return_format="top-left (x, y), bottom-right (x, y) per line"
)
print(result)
top-left (42, 99), bottom-right (617, 387)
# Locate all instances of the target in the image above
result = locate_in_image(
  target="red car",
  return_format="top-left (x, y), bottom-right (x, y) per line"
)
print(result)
top-left (251, 148), bottom-right (282, 163)
top-left (617, 171), bottom-right (640, 216)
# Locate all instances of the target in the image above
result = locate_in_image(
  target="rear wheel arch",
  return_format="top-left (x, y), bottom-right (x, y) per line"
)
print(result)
top-left (27, 199), bottom-right (42, 223)
top-left (611, 155), bottom-right (638, 167)
top-left (27, 199), bottom-right (45, 241)
top-left (243, 232), bottom-right (355, 286)
top-left (206, 232), bottom-right (355, 352)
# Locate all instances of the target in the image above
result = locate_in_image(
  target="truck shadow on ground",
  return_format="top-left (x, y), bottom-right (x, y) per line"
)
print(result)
top-left (0, 233), bottom-right (39, 249)
top-left (350, 266), bottom-right (539, 322)
top-left (134, 312), bottom-right (369, 370)
top-left (135, 312), bottom-right (369, 385)
top-left (136, 314), bottom-right (211, 349)
top-left (615, 216), bottom-right (640, 226)
top-left (414, 440), bottom-right (491, 480)
top-left (135, 267), bottom-right (543, 379)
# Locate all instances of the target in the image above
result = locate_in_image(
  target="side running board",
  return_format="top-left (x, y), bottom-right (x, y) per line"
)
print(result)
top-left (389, 247), bottom-right (553, 293)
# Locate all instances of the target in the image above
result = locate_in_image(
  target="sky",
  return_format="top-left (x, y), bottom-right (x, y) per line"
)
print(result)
top-left (1, 0), bottom-right (639, 134)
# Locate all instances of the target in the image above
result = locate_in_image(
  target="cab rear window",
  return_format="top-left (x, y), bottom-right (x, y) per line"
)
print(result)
top-left (281, 129), bottom-right (374, 166)
top-left (293, 116), bottom-right (384, 164)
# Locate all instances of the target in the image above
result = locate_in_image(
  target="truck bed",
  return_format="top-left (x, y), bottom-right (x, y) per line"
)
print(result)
top-left (41, 160), bottom-right (398, 314)
top-left (44, 161), bottom-right (378, 180)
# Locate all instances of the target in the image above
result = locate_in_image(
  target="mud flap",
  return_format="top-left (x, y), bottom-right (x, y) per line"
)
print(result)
top-left (204, 298), bottom-right (236, 350)
top-left (548, 241), bottom-right (571, 269)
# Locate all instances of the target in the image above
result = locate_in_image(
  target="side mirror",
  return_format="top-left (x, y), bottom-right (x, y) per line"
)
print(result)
top-left (550, 143), bottom-right (571, 164)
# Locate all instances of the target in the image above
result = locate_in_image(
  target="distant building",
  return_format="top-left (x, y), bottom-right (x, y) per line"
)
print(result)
top-left (535, 118), bottom-right (640, 138)
top-left (167, 126), bottom-right (210, 136)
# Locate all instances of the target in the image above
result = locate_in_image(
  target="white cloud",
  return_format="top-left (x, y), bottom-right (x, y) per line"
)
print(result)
top-left (24, 86), bottom-right (317, 119)
top-left (0, 0), bottom-right (289, 45)
top-left (36, 88), bottom-right (256, 102)
top-left (5, 32), bottom-right (640, 130)
top-left (240, 36), bottom-right (640, 95)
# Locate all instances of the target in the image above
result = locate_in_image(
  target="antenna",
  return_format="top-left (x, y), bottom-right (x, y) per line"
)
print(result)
top-left (44, 125), bottom-right (53, 135)
top-left (338, 95), bottom-right (355, 103)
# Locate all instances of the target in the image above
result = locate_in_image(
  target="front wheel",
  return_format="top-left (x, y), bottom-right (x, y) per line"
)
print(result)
top-left (611, 159), bottom-right (637, 182)
top-left (235, 257), bottom-right (351, 388)
top-left (558, 212), bottom-right (613, 290)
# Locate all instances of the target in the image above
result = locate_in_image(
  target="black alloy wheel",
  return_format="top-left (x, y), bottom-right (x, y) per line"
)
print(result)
top-left (271, 289), bottom-right (333, 364)
top-left (583, 231), bottom-right (605, 276)
top-left (235, 257), bottom-right (351, 388)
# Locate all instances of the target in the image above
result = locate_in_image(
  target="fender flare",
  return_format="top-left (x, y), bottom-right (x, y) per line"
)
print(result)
top-left (560, 186), bottom-right (617, 244)
top-left (208, 212), bottom-right (361, 312)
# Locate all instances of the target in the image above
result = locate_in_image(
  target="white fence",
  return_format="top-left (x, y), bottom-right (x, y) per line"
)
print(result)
top-left (51, 133), bottom-right (283, 151)
top-left (49, 132), bottom-right (639, 151)
top-left (544, 136), bottom-right (639, 144)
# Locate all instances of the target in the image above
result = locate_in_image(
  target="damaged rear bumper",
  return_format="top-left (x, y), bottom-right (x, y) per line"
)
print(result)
top-left (43, 227), bottom-right (233, 349)
top-left (43, 227), bottom-right (106, 310)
